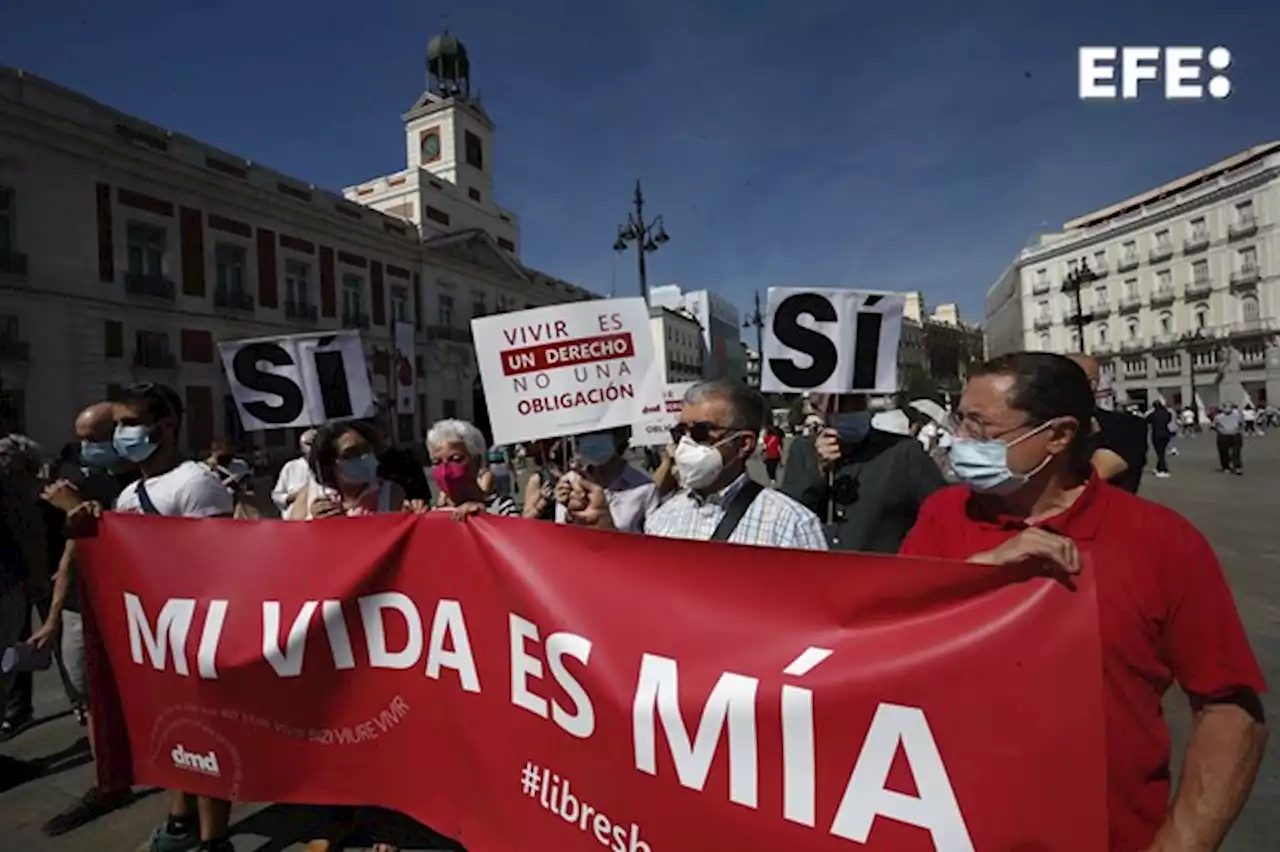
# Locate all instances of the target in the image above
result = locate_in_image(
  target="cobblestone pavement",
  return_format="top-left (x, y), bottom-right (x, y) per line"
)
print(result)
top-left (1, 435), bottom-right (1276, 850)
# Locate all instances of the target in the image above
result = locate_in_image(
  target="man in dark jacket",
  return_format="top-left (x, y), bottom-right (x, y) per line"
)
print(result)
top-left (1146, 400), bottom-right (1174, 478)
top-left (781, 394), bottom-right (945, 552)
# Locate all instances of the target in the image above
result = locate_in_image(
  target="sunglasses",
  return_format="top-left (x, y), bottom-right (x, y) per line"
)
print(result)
top-left (670, 421), bottom-right (736, 445)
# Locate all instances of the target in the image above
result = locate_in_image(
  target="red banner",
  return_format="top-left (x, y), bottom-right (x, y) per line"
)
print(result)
top-left (79, 515), bottom-right (1108, 852)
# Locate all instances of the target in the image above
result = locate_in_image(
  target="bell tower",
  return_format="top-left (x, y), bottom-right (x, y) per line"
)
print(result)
top-left (403, 29), bottom-right (493, 198)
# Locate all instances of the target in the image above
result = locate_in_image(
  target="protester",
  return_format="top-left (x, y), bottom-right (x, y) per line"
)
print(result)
top-left (1146, 399), bottom-right (1175, 478)
top-left (1068, 353), bottom-right (1147, 493)
top-left (426, 419), bottom-right (519, 517)
top-left (290, 422), bottom-right (423, 519)
top-left (30, 402), bottom-right (139, 834)
top-left (1213, 402), bottom-right (1245, 474)
top-left (761, 426), bottom-right (784, 485)
top-left (272, 428), bottom-right (316, 514)
top-left (781, 393), bottom-right (944, 552)
top-left (376, 439), bottom-right (431, 502)
top-left (485, 444), bottom-right (512, 497)
top-left (553, 426), bottom-right (657, 532)
top-left (899, 352), bottom-right (1268, 852)
top-left (564, 380), bottom-right (826, 548)
top-left (521, 438), bottom-right (565, 519)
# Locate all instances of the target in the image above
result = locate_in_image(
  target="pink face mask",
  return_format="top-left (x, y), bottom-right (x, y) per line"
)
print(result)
top-left (432, 461), bottom-right (471, 497)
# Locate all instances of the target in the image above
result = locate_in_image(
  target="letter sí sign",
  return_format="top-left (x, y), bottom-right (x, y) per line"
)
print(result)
top-left (471, 298), bottom-right (662, 446)
top-left (79, 515), bottom-right (1109, 851)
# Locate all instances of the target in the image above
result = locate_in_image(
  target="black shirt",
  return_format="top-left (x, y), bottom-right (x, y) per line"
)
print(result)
top-left (781, 429), bottom-right (946, 553)
top-left (377, 448), bottom-right (430, 502)
top-left (60, 468), bottom-right (138, 612)
top-left (1092, 409), bottom-right (1147, 494)
top-left (1146, 407), bottom-right (1173, 443)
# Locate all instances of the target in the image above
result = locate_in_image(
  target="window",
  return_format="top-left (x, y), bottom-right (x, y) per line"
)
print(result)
top-left (1194, 303), bottom-right (1209, 329)
top-left (1126, 318), bottom-right (1139, 339)
top-left (1192, 259), bottom-right (1209, 283)
top-left (1067, 259), bottom-right (1079, 274)
top-left (1242, 295), bottom-right (1260, 321)
top-left (1070, 330), bottom-right (1081, 351)
top-left (1036, 269), bottom-right (1047, 284)
top-left (1097, 323), bottom-right (1109, 345)
top-left (1159, 312), bottom-right (1172, 334)
top-left (285, 259), bottom-right (311, 306)
top-left (473, 290), bottom-right (487, 318)
top-left (126, 222), bottom-right (166, 276)
top-left (468, 187), bottom-right (481, 202)
top-left (442, 399), bottom-right (457, 419)
top-left (1238, 246), bottom-right (1258, 270)
top-left (104, 320), bottom-right (124, 357)
top-left (136, 330), bottom-right (171, 356)
top-left (214, 243), bottom-right (247, 294)
top-left (1037, 299), bottom-right (1049, 318)
top-left (425, 206), bottom-right (451, 226)
top-left (1157, 269), bottom-right (1172, 291)
top-left (438, 294), bottom-right (454, 326)
top-left (1092, 250), bottom-right (1106, 269)
top-left (464, 130), bottom-right (484, 170)
top-left (390, 285), bottom-right (409, 323)
top-left (1235, 199), bottom-right (1254, 225)
top-left (1124, 278), bottom-right (1137, 298)
top-left (0, 186), bottom-right (13, 254)
top-left (1095, 283), bottom-right (1108, 304)
top-left (1122, 240), bottom-right (1137, 262)
top-left (341, 274), bottom-right (364, 318)
top-left (1038, 333), bottom-right (1050, 350)
top-left (1189, 216), bottom-right (1207, 239)
top-left (180, 328), bottom-right (214, 363)
top-left (1155, 228), bottom-right (1170, 248)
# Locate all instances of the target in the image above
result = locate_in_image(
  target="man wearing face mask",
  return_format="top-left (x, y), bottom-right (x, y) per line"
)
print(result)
top-left (563, 380), bottom-right (826, 549)
top-left (780, 394), bottom-right (945, 553)
top-left (553, 426), bottom-right (657, 533)
top-left (900, 352), bottom-right (1267, 852)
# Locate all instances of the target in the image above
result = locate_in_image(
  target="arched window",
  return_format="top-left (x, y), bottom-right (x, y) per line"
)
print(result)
top-left (1097, 323), bottom-right (1109, 345)
top-left (1126, 318), bottom-right (1139, 339)
top-left (1194, 303), bottom-right (1210, 329)
top-left (1159, 311), bottom-right (1173, 334)
top-left (1242, 295), bottom-right (1260, 322)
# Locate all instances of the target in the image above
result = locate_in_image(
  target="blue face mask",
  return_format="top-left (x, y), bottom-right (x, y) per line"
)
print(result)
top-left (949, 422), bottom-right (1053, 494)
top-left (81, 440), bottom-right (119, 470)
top-left (112, 424), bottom-right (158, 463)
top-left (576, 433), bottom-right (617, 468)
top-left (336, 453), bottom-right (379, 486)
top-left (833, 411), bottom-right (873, 443)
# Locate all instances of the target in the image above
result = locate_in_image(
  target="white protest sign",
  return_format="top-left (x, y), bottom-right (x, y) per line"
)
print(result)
top-left (218, 330), bottom-right (374, 431)
top-left (762, 288), bottom-right (905, 394)
top-left (471, 298), bottom-right (660, 446)
top-left (633, 382), bottom-right (695, 447)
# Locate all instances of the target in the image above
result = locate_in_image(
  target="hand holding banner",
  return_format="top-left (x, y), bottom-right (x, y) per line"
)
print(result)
top-left (79, 515), bottom-right (1107, 852)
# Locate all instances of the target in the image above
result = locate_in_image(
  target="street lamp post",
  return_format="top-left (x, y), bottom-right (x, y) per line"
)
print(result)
top-left (612, 179), bottom-right (669, 304)
top-left (743, 290), bottom-right (765, 359)
top-left (1061, 261), bottom-right (1098, 352)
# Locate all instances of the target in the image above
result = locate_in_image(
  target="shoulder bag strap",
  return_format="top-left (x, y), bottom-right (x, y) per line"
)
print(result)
top-left (135, 480), bottom-right (162, 515)
top-left (710, 479), bottom-right (765, 543)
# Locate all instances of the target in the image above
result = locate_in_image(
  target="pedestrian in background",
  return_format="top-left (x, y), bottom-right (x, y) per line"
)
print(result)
top-left (1213, 402), bottom-right (1244, 475)
top-left (1145, 400), bottom-right (1174, 478)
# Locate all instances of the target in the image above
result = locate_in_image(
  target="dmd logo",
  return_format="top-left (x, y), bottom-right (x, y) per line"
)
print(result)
top-left (171, 744), bottom-right (221, 776)
top-left (1079, 46), bottom-right (1232, 100)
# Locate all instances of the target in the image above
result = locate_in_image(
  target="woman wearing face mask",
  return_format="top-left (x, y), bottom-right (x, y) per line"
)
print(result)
top-left (521, 438), bottom-right (566, 520)
top-left (553, 427), bottom-right (657, 533)
top-left (426, 419), bottom-right (520, 518)
top-left (288, 422), bottom-right (422, 520)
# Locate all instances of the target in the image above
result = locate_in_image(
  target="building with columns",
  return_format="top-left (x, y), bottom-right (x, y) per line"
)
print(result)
top-left (986, 142), bottom-right (1280, 411)
top-left (0, 31), bottom-right (594, 454)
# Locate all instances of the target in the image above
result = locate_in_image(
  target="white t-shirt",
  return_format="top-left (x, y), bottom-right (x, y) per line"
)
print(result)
top-left (272, 456), bottom-right (315, 511)
top-left (114, 460), bottom-right (234, 518)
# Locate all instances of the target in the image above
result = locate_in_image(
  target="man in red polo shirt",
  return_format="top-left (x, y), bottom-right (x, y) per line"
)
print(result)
top-left (900, 352), bottom-right (1267, 852)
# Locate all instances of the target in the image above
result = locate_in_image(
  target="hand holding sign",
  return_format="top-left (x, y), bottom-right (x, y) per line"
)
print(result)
top-left (762, 288), bottom-right (905, 394)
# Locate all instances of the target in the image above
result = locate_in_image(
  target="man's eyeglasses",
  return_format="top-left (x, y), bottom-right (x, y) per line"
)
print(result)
top-left (670, 421), bottom-right (734, 445)
top-left (947, 411), bottom-right (1041, 442)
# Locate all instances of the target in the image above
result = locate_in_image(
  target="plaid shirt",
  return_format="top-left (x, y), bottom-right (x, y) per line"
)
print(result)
top-left (644, 474), bottom-right (828, 550)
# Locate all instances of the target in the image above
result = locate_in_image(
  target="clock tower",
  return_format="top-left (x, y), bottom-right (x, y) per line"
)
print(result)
top-left (403, 30), bottom-right (493, 199)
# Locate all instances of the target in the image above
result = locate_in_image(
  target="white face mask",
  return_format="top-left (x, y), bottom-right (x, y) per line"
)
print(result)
top-left (674, 434), bottom-right (738, 491)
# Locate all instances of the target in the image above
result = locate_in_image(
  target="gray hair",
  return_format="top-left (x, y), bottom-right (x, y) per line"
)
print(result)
top-left (0, 433), bottom-right (44, 476)
top-left (684, 380), bottom-right (766, 432)
top-left (425, 418), bottom-right (487, 459)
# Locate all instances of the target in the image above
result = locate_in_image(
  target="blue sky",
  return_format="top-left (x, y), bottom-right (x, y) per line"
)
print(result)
top-left (3, 0), bottom-right (1277, 328)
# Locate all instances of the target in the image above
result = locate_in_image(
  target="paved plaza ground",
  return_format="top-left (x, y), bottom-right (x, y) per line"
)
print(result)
top-left (1, 433), bottom-right (1277, 850)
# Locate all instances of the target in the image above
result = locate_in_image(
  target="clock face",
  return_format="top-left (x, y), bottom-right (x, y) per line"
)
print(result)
top-left (420, 131), bottom-right (441, 162)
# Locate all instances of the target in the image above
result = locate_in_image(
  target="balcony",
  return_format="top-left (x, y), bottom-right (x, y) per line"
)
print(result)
top-left (426, 324), bottom-right (473, 344)
top-left (1224, 318), bottom-right (1277, 338)
top-left (1155, 359), bottom-right (1183, 377)
top-left (1192, 352), bottom-right (1223, 373)
top-left (1239, 349), bottom-right (1267, 370)
top-left (133, 348), bottom-right (177, 370)
top-left (124, 271), bottom-right (176, 300)
top-left (0, 249), bottom-right (28, 276)
top-left (341, 312), bottom-right (371, 330)
top-left (1091, 300), bottom-right (1111, 318)
top-left (1090, 261), bottom-right (1109, 278)
top-left (1229, 265), bottom-right (1260, 288)
top-left (1185, 278), bottom-right (1212, 298)
top-left (1149, 244), bottom-right (1174, 264)
top-left (1031, 279), bottom-right (1051, 295)
top-left (1183, 233), bottom-right (1210, 254)
top-left (1116, 255), bottom-right (1140, 273)
top-left (1150, 287), bottom-right (1175, 307)
top-left (1092, 343), bottom-right (1112, 356)
top-left (0, 338), bottom-right (30, 362)
top-left (1119, 338), bottom-right (1145, 353)
top-left (1123, 360), bottom-right (1148, 378)
top-left (284, 299), bottom-right (319, 321)
top-left (1228, 217), bottom-right (1257, 240)
top-left (1033, 315), bottom-right (1053, 330)
top-left (1118, 294), bottom-right (1142, 313)
top-left (1150, 333), bottom-right (1178, 349)
top-left (214, 285), bottom-right (255, 312)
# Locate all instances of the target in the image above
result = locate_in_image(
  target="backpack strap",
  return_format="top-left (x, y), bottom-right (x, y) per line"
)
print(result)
top-left (135, 480), bottom-right (162, 515)
top-left (710, 479), bottom-right (764, 543)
